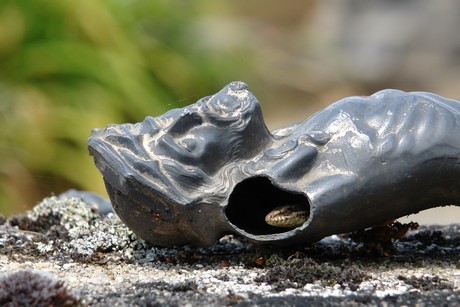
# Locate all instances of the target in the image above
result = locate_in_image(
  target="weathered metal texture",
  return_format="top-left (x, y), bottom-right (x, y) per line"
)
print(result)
top-left (88, 81), bottom-right (460, 247)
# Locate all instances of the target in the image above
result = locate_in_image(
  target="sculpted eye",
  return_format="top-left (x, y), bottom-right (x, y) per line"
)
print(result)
top-left (179, 138), bottom-right (198, 152)
top-left (169, 113), bottom-right (203, 135)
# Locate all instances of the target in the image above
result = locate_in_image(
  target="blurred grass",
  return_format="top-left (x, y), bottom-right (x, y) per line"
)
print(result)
top-left (0, 0), bottom-right (254, 215)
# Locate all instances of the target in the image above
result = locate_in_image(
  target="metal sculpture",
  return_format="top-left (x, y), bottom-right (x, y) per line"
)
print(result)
top-left (88, 81), bottom-right (460, 246)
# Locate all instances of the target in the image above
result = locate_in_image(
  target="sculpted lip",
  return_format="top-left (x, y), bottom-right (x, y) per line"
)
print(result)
top-left (88, 81), bottom-right (460, 247)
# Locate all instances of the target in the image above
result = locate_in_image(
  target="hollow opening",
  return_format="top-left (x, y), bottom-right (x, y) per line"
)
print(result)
top-left (225, 176), bottom-right (310, 235)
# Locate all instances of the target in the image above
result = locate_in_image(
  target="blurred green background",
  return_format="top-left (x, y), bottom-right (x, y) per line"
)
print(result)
top-left (1, 0), bottom-right (460, 220)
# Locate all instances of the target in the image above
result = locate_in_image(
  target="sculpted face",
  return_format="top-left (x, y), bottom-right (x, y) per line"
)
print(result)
top-left (89, 81), bottom-right (274, 199)
top-left (150, 82), bottom-right (272, 175)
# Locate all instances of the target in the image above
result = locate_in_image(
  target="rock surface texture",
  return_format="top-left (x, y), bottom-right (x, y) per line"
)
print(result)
top-left (0, 197), bottom-right (459, 305)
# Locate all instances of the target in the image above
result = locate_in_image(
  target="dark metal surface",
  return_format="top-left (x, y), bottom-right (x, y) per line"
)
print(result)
top-left (58, 189), bottom-right (113, 215)
top-left (88, 81), bottom-right (460, 246)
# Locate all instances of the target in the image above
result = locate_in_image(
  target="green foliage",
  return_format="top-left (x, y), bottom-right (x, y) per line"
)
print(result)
top-left (0, 0), bottom-right (253, 215)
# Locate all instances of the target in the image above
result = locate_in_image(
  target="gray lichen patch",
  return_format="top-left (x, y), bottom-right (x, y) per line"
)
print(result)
top-left (5, 196), bottom-right (148, 261)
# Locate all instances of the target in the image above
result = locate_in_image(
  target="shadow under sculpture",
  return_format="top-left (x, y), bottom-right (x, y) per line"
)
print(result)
top-left (88, 81), bottom-right (460, 247)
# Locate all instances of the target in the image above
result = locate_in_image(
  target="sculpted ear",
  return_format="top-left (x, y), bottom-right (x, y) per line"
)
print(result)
top-left (272, 144), bottom-right (317, 180)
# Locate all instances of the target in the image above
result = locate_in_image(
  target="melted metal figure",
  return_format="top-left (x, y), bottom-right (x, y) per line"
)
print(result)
top-left (88, 82), bottom-right (460, 247)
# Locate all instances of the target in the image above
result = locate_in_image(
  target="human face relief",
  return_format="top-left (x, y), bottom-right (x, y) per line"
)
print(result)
top-left (146, 104), bottom-right (231, 175)
top-left (148, 83), bottom-right (258, 175)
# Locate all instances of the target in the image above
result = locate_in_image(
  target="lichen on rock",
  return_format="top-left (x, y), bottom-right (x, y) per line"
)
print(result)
top-left (7, 196), bottom-right (149, 260)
